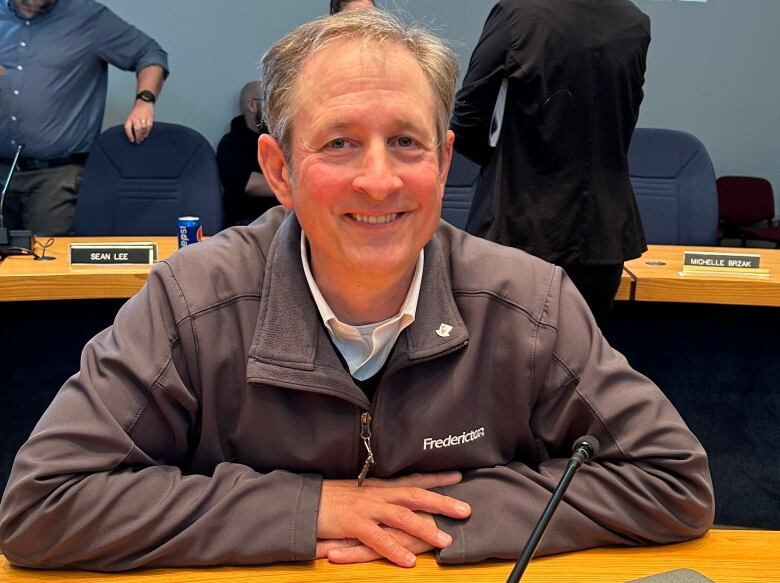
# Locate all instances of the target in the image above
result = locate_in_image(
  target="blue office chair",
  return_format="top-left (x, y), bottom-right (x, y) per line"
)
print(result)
top-left (628, 128), bottom-right (718, 245)
top-left (74, 122), bottom-right (222, 236)
top-left (442, 151), bottom-right (480, 230)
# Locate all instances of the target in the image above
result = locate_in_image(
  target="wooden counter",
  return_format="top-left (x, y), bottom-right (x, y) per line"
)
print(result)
top-left (0, 237), bottom-right (179, 302)
top-left (1, 529), bottom-right (778, 582)
top-left (624, 245), bottom-right (780, 307)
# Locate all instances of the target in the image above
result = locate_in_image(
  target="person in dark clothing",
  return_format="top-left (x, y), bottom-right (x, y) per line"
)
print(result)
top-left (451, 0), bottom-right (650, 325)
top-left (330, 0), bottom-right (375, 14)
top-left (216, 81), bottom-right (278, 227)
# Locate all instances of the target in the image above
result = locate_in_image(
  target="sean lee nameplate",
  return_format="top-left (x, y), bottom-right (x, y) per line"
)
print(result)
top-left (69, 242), bottom-right (158, 266)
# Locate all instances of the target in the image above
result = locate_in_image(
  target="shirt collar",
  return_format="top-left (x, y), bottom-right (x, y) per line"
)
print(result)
top-left (299, 230), bottom-right (424, 330)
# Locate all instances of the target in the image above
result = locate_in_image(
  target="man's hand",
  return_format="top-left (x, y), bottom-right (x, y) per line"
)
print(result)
top-left (316, 472), bottom-right (471, 567)
top-left (319, 512), bottom-right (439, 564)
top-left (124, 100), bottom-right (155, 144)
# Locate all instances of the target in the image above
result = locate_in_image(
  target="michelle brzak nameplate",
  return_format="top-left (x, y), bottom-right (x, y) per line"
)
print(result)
top-left (680, 251), bottom-right (769, 277)
top-left (69, 242), bottom-right (158, 266)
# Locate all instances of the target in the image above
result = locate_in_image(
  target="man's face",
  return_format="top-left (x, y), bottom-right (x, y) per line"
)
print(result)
top-left (12, 0), bottom-right (56, 18)
top-left (272, 39), bottom-right (452, 287)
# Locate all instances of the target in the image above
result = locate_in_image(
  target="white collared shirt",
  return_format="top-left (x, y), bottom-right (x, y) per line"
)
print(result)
top-left (300, 232), bottom-right (423, 381)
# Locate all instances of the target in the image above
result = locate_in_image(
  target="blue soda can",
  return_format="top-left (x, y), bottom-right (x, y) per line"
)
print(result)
top-left (178, 216), bottom-right (203, 248)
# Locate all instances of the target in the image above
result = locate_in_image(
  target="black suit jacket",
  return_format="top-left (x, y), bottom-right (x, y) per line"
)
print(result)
top-left (452, 0), bottom-right (650, 265)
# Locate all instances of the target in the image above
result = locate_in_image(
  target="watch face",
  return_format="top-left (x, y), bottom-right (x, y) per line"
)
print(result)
top-left (137, 91), bottom-right (156, 103)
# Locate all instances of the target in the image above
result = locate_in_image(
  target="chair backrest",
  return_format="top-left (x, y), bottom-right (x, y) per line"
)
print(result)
top-left (628, 128), bottom-right (718, 245)
top-left (716, 176), bottom-right (775, 225)
top-left (74, 122), bottom-right (222, 236)
top-left (441, 151), bottom-right (480, 230)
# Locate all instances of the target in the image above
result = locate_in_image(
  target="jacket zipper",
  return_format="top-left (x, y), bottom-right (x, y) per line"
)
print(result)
top-left (357, 411), bottom-right (375, 486)
top-left (354, 339), bottom-right (469, 486)
top-left (385, 339), bottom-right (469, 378)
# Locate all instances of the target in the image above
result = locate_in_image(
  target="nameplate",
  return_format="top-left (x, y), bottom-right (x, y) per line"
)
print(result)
top-left (69, 242), bottom-right (158, 266)
top-left (683, 251), bottom-right (762, 270)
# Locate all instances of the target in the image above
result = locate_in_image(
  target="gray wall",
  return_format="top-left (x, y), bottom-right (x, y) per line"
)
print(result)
top-left (101, 0), bottom-right (780, 212)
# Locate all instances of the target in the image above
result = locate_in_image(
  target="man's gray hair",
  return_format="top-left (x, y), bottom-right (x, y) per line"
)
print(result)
top-left (260, 8), bottom-right (460, 164)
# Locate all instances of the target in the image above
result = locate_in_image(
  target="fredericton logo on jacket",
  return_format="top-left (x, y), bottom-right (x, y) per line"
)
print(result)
top-left (423, 427), bottom-right (485, 451)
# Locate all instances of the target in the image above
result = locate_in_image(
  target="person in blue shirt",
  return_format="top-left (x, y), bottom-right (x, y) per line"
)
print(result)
top-left (0, 0), bottom-right (169, 236)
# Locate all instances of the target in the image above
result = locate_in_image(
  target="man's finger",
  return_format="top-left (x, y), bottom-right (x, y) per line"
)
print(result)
top-left (374, 505), bottom-right (452, 549)
top-left (327, 528), bottom-right (433, 565)
top-left (134, 124), bottom-right (145, 144)
top-left (315, 538), bottom-right (361, 559)
top-left (124, 119), bottom-right (136, 143)
top-left (381, 486), bottom-right (472, 519)
top-left (327, 544), bottom-right (381, 564)
top-left (352, 521), bottom-right (417, 567)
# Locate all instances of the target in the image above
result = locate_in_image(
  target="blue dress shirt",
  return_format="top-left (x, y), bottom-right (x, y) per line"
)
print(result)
top-left (0, 0), bottom-right (169, 159)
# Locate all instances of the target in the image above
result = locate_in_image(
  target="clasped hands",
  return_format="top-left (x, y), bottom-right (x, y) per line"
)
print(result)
top-left (316, 471), bottom-right (471, 567)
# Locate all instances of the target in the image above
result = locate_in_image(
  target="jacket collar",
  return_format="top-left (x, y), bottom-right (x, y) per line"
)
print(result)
top-left (246, 212), bottom-right (469, 407)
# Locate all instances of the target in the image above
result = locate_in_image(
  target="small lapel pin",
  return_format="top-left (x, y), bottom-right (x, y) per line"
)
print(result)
top-left (435, 323), bottom-right (453, 338)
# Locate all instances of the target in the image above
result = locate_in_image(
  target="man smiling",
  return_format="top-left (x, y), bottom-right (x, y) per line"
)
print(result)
top-left (0, 9), bottom-right (713, 572)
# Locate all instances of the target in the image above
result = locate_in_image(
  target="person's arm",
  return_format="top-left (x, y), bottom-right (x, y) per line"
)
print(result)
top-left (125, 64), bottom-right (166, 143)
top-left (450, 3), bottom-right (512, 166)
top-left (245, 171), bottom-right (275, 198)
top-left (0, 264), bottom-right (322, 570)
top-left (90, 5), bottom-right (169, 143)
top-left (431, 269), bottom-right (714, 563)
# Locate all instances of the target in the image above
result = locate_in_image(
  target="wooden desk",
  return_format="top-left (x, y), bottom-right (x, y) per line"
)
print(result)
top-left (1, 530), bottom-right (777, 582)
top-left (0, 237), bottom-right (179, 302)
top-left (2, 236), bottom-right (635, 303)
top-left (624, 245), bottom-right (780, 307)
top-left (616, 269), bottom-right (633, 301)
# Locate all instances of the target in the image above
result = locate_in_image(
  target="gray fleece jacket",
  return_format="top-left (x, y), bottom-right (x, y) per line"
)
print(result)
top-left (0, 208), bottom-right (713, 570)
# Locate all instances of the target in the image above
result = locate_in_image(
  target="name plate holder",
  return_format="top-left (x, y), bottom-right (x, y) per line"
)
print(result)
top-left (680, 251), bottom-right (769, 277)
top-left (69, 242), bottom-right (158, 266)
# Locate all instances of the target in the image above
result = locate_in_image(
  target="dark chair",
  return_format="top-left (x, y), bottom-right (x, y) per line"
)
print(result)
top-left (74, 122), bottom-right (222, 236)
top-left (441, 151), bottom-right (480, 230)
top-left (628, 128), bottom-right (718, 245)
top-left (716, 176), bottom-right (780, 248)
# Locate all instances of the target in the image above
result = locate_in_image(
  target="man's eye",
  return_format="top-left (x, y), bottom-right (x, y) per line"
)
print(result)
top-left (396, 136), bottom-right (416, 148)
top-left (328, 138), bottom-right (347, 149)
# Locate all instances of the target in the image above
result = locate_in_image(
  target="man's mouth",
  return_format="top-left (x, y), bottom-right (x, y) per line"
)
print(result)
top-left (349, 213), bottom-right (401, 225)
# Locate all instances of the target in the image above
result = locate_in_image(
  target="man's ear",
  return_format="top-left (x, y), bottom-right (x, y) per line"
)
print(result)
top-left (438, 129), bottom-right (455, 187)
top-left (257, 134), bottom-right (293, 208)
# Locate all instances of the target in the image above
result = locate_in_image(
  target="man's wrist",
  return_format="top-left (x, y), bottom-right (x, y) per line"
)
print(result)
top-left (135, 90), bottom-right (157, 104)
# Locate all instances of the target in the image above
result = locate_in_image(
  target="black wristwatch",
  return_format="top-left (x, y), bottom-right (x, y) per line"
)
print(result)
top-left (135, 90), bottom-right (156, 104)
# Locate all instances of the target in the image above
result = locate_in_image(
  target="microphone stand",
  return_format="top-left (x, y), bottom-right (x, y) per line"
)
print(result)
top-left (506, 436), bottom-right (599, 583)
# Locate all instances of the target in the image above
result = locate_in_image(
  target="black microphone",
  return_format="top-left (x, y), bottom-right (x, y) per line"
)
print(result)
top-left (506, 435), bottom-right (600, 583)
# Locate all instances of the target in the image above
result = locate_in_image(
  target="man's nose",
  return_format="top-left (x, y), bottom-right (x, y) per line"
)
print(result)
top-left (352, 142), bottom-right (403, 200)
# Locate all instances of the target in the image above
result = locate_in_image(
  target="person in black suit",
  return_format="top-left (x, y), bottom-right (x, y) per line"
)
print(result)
top-left (452, 0), bottom-right (650, 325)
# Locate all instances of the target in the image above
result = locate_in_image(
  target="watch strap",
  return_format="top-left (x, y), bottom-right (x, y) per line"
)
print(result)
top-left (136, 90), bottom-right (156, 104)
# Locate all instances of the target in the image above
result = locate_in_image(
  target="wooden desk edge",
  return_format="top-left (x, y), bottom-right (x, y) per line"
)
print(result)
top-left (2, 529), bottom-right (778, 582)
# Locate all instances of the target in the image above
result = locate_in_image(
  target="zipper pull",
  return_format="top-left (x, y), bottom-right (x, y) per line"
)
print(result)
top-left (357, 412), bottom-right (375, 486)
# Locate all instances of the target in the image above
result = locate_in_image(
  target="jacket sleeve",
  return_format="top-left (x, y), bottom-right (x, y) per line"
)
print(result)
top-left (450, 2), bottom-right (512, 167)
top-left (0, 263), bottom-right (321, 571)
top-left (434, 270), bottom-right (714, 563)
